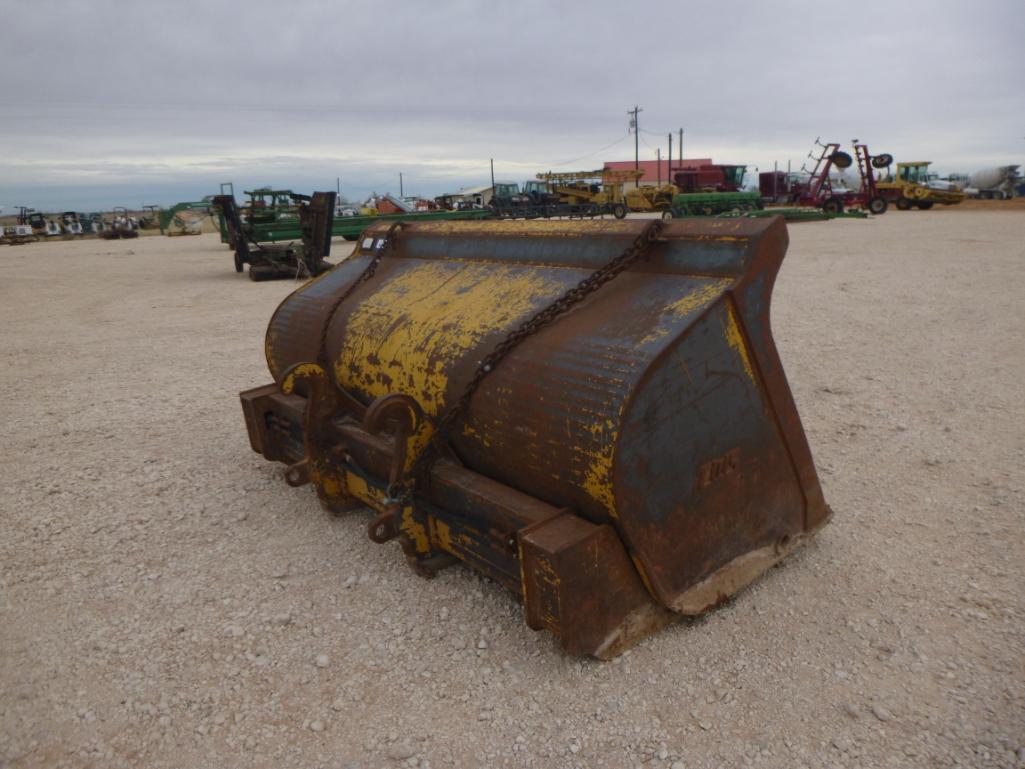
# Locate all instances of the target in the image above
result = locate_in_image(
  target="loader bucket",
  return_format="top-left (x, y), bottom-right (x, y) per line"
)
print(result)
top-left (240, 218), bottom-right (830, 658)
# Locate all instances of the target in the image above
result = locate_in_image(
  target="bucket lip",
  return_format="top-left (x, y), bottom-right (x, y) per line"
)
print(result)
top-left (353, 217), bottom-right (786, 278)
top-left (361, 216), bottom-right (784, 242)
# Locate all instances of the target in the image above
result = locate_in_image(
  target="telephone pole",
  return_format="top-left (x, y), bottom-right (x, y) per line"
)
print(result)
top-left (668, 132), bottom-right (673, 182)
top-left (679, 128), bottom-right (683, 164)
top-left (628, 106), bottom-right (642, 187)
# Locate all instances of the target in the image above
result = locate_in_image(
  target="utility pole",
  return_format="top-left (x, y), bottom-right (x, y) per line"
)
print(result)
top-left (668, 132), bottom-right (673, 183)
top-left (657, 148), bottom-right (662, 185)
top-left (679, 128), bottom-right (683, 164)
top-left (399, 173), bottom-right (404, 198)
top-left (628, 106), bottom-right (642, 187)
top-left (490, 158), bottom-right (495, 192)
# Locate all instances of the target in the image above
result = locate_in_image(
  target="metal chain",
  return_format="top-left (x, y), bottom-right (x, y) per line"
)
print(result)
top-left (393, 218), bottom-right (665, 501)
top-left (316, 221), bottom-right (403, 366)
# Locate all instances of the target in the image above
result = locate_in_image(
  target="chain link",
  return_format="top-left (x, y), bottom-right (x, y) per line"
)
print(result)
top-left (396, 218), bottom-right (665, 500)
top-left (312, 218), bottom-right (665, 506)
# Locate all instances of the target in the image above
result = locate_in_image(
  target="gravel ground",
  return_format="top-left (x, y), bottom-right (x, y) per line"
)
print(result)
top-left (1, 211), bottom-right (1023, 769)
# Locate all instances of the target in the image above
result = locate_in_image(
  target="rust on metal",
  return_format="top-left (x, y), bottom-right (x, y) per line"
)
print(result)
top-left (240, 217), bottom-right (831, 657)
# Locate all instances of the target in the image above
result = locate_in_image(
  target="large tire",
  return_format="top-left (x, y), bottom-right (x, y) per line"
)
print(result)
top-left (249, 264), bottom-right (274, 282)
top-left (612, 203), bottom-right (627, 219)
top-left (871, 153), bottom-right (893, 169)
top-left (896, 198), bottom-right (911, 211)
top-left (830, 151), bottom-right (853, 169)
top-left (822, 196), bottom-right (844, 214)
top-left (234, 249), bottom-right (244, 273)
top-left (867, 196), bottom-right (888, 215)
top-left (661, 210), bottom-right (674, 221)
top-left (916, 201), bottom-right (934, 210)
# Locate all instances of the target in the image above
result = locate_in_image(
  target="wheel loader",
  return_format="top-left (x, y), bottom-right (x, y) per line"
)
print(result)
top-left (240, 218), bottom-right (831, 657)
top-left (876, 161), bottom-right (965, 210)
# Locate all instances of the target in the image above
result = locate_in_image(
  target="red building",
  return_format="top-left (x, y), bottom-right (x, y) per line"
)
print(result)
top-left (604, 158), bottom-right (712, 186)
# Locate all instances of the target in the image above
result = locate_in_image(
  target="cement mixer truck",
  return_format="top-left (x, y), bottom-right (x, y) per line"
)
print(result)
top-left (963, 165), bottom-right (1020, 199)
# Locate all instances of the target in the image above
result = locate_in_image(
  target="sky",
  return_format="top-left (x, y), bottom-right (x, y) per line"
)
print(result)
top-left (1, 0), bottom-right (1022, 212)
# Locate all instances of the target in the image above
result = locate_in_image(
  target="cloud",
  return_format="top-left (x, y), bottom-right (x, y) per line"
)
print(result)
top-left (1, 0), bottom-right (1022, 210)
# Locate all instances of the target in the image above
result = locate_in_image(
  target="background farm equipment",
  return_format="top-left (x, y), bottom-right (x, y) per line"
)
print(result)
top-left (789, 140), bottom-right (888, 215)
top-left (244, 188), bottom-right (299, 225)
top-left (673, 163), bottom-right (747, 193)
top-left (17, 207), bottom-right (50, 236)
top-left (876, 161), bottom-right (966, 210)
top-left (214, 191), bottom-right (337, 280)
top-left (487, 170), bottom-right (637, 218)
top-left (623, 183), bottom-right (677, 214)
top-left (240, 217), bottom-right (830, 657)
top-left (217, 202), bottom-right (492, 246)
top-left (138, 205), bottom-right (162, 230)
top-left (1, 223), bottom-right (34, 245)
top-left (100, 207), bottom-right (140, 239)
top-left (663, 164), bottom-right (764, 218)
top-left (159, 200), bottom-right (213, 235)
top-left (59, 212), bottom-right (85, 235)
top-left (667, 191), bottom-right (763, 218)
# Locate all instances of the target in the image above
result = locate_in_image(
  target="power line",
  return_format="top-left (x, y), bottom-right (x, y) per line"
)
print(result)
top-left (547, 131), bottom-right (631, 168)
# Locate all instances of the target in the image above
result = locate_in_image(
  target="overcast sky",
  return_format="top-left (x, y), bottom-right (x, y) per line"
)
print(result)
top-left (1, 0), bottom-right (1022, 211)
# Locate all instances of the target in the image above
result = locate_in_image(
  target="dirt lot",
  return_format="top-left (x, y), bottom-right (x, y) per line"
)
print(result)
top-left (1, 210), bottom-right (1023, 769)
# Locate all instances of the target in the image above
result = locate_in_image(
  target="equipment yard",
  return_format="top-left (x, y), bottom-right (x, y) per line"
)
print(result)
top-left (1, 209), bottom-right (1023, 769)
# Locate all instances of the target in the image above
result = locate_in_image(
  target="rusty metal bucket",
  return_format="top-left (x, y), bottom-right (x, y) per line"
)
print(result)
top-left (240, 218), bottom-right (830, 657)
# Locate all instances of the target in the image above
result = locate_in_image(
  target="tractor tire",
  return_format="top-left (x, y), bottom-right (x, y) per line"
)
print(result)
top-left (342, 235), bottom-right (358, 241)
top-left (871, 153), bottom-right (894, 169)
top-left (612, 203), bottom-right (627, 219)
top-left (249, 264), bottom-right (274, 282)
top-left (916, 201), bottom-right (934, 210)
top-left (822, 197), bottom-right (844, 214)
top-left (896, 198), bottom-right (912, 211)
top-left (867, 196), bottom-right (888, 215)
top-left (830, 151), bottom-right (853, 169)
top-left (234, 250), bottom-right (244, 273)
top-left (661, 210), bottom-right (674, 221)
